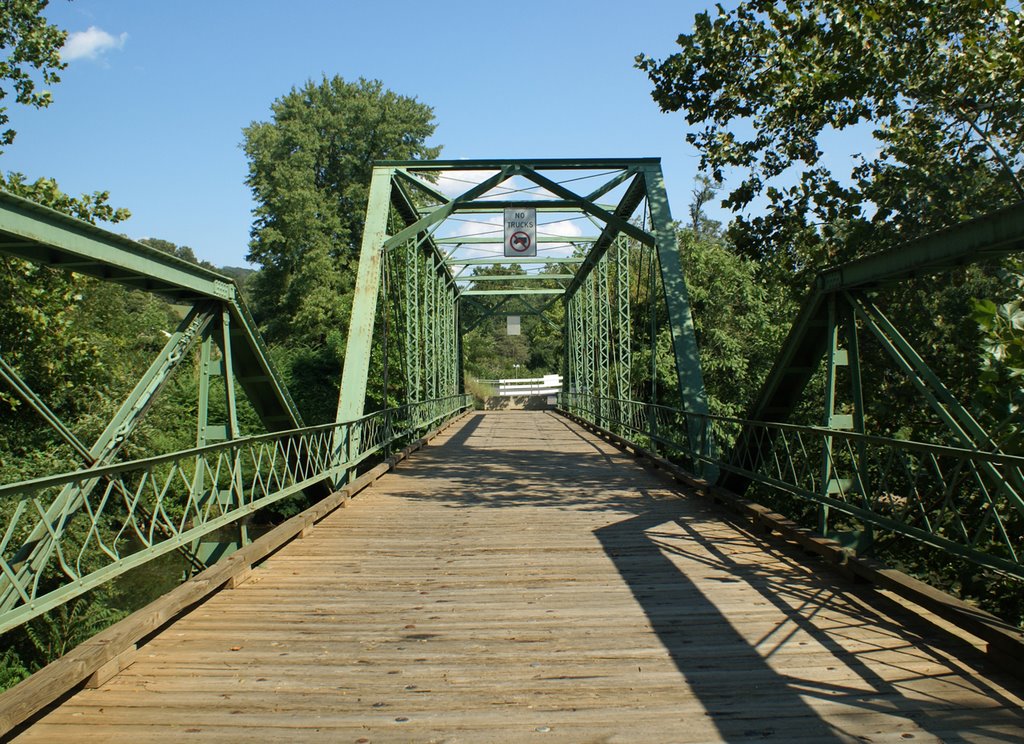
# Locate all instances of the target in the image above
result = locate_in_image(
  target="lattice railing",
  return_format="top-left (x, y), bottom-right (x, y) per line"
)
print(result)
top-left (560, 392), bottom-right (1024, 580)
top-left (0, 395), bottom-right (471, 633)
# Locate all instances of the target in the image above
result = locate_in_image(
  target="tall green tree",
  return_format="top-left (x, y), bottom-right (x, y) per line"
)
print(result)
top-left (0, 0), bottom-right (66, 151)
top-left (638, 0), bottom-right (1024, 280)
top-left (243, 76), bottom-right (440, 348)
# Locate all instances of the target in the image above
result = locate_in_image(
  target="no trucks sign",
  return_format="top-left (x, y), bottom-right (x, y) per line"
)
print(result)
top-left (504, 207), bottom-right (537, 257)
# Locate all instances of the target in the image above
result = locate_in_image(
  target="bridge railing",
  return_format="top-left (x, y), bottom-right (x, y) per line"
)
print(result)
top-left (560, 392), bottom-right (1024, 581)
top-left (0, 394), bottom-right (471, 634)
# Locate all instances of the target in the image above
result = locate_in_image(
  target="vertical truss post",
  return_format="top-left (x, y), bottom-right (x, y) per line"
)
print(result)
top-left (819, 296), bottom-right (844, 535)
top-left (564, 296), bottom-right (573, 399)
top-left (641, 164), bottom-right (709, 466)
top-left (582, 272), bottom-right (596, 404)
top-left (422, 253), bottom-right (432, 405)
top-left (192, 308), bottom-right (247, 567)
top-left (190, 329), bottom-right (216, 569)
top-left (568, 293), bottom-right (579, 403)
top-left (819, 294), bottom-right (872, 548)
top-left (647, 247), bottom-right (659, 455)
top-left (196, 333), bottom-right (215, 447)
top-left (596, 254), bottom-right (612, 426)
top-left (405, 238), bottom-right (420, 407)
top-left (572, 285), bottom-right (584, 410)
top-left (441, 265), bottom-right (448, 397)
top-left (444, 288), bottom-right (456, 396)
top-left (430, 258), bottom-right (440, 401)
top-left (220, 308), bottom-right (241, 442)
top-left (456, 297), bottom-right (464, 396)
top-left (614, 236), bottom-right (631, 404)
top-left (382, 256), bottom-right (393, 450)
top-left (843, 299), bottom-right (871, 548)
top-left (336, 166), bottom-right (395, 465)
top-left (414, 239), bottom-right (424, 410)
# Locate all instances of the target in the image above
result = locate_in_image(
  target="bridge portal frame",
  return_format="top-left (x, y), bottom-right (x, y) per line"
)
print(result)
top-left (335, 158), bottom-right (709, 455)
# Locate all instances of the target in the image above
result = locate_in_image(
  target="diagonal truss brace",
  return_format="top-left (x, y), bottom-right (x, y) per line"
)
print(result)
top-left (0, 303), bottom-right (217, 612)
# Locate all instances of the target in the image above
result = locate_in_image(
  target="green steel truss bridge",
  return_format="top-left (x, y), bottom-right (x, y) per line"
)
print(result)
top-left (1, 159), bottom-right (1023, 739)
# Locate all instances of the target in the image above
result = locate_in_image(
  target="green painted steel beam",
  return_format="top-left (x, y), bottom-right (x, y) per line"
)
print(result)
top-left (0, 190), bottom-right (235, 302)
top-left (817, 200), bottom-right (1024, 292)
top-left (392, 182), bottom-right (453, 300)
top-left (0, 189), bottom-right (302, 433)
top-left (390, 179), bottom-right (456, 287)
top-left (849, 291), bottom-right (1006, 455)
top-left (454, 273), bottom-right (573, 282)
top-left (436, 236), bottom-right (599, 244)
top-left (461, 288), bottom-right (564, 296)
top-left (439, 200), bottom-right (619, 213)
top-left (447, 257), bottom-right (584, 265)
top-left (382, 167), bottom-right (514, 251)
top-left (382, 158), bottom-right (660, 171)
top-left (460, 293), bottom-right (561, 330)
top-left (723, 203), bottom-right (1024, 494)
top-left (450, 200), bottom-right (581, 211)
top-left (394, 168), bottom-right (449, 205)
top-left (739, 200), bottom-right (1024, 433)
top-left (642, 163), bottom-right (710, 425)
top-left (563, 173), bottom-right (649, 301)
top-left (743, 292), bottom-right (829, 427)
top-left (586, 167), bottom-right (639, 202)
top-left (0, 352), bottom-right (92, 462)
top-left (227, 298), bottom-right (305, 430)
top-left (0, 303), bottom-right (220, 613)
top-left (337, 167), bottom-right (395, 425)
top-left (516, 166), bottom-right (654, 246)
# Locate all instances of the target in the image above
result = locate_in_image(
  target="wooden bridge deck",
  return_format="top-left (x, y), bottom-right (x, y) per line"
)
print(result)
top-left (12, 411), bottom-right (1024, 742)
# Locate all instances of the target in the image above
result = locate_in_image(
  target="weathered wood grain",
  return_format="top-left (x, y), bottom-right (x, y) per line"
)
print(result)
top-left (9, 411), bottom-right (1023, 743)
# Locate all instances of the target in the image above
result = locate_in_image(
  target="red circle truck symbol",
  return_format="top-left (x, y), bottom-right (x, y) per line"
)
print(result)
top-left (509, 231), bottom-right (532, 253)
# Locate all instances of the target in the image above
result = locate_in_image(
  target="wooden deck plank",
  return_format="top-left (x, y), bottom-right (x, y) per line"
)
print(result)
top-left (11, 410), bottom-right (1024, 743)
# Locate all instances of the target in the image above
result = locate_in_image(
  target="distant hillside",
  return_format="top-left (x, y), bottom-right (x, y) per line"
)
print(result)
top-left (218, 265), bottom-right (255, 283)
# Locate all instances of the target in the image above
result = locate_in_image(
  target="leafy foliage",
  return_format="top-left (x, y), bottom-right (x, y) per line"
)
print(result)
top-left (0, 0), bottom-right (66, 150)
top-left (640, 4), bottom-right (1024, 624)
top-left (242, 76), bottom-right (440, 423)
top-left (243, 76), bottom-right (440, 348)
top-left (0, 180), bottom-right (235, 685)
top-left (638, 0), bottom-right (1024, 280)
top-left (679, 225), bottom-right (792, 418)
top-left (0, 647), bottom-right (28, 689)
top-left (0, 171), bottom-right (137, 481)
top-left (25, 596), bottom-right (126, 661)
top-left (460, 265), bottom-right (563, 383)
top-left (972, 261), bottom-right (1024, 454)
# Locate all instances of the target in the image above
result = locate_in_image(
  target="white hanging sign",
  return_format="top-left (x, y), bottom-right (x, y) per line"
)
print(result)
top-left (504, 207), bottom-right (537, 257)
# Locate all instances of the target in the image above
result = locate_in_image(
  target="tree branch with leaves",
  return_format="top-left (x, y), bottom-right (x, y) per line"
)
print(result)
top-left (637, 0), bottom-right (1024, 278)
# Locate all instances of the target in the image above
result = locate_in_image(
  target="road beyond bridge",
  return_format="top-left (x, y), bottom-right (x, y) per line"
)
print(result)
top-left (11, 411), bottom-right (1023, 743)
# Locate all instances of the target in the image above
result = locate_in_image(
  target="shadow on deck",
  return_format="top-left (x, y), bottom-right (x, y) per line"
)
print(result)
top-left (379, 411), bottom-right (1024, 741)
top-left (10, 410), bottom-right (1023, 743)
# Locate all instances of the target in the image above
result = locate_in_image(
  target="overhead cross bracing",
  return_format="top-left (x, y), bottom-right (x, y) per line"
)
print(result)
top-left (336, 158), bottom-right (709, 436)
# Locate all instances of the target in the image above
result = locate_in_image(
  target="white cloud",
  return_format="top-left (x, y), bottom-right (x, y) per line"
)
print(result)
top-left (62, 26), bottom-right (128, 62)
top-left (435, 170), bottom-right (500, 198)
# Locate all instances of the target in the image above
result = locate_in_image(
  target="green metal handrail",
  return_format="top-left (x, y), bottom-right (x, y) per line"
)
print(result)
top-left (0, 395), bottom-right (471, 634)
top-left (560, 392), bottom-right (1024, 580)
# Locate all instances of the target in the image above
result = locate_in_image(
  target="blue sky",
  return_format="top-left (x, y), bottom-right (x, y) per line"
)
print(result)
top-left (3, 1), bottom-right (746, 267)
